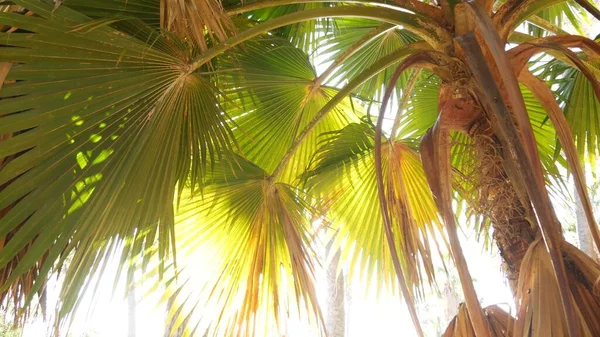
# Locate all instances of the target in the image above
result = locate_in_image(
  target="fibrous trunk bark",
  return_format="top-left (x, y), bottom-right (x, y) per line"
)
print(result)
top-left (465, 118), bottom-right (600, 335)
top-left (466, 121), bottom-right (536, 294)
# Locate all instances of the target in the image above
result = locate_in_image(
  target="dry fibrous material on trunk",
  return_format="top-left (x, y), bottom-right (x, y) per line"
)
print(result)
top-left (453, 126), bottom-right (536, 293)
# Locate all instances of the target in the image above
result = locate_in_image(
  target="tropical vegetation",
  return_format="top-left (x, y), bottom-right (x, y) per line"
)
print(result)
top-left (1, 0), bottom-right (600, 336)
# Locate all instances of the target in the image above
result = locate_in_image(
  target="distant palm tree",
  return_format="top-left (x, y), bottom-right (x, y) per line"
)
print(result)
top-left (325, 244), bottom-right (345, 337)
top-left (1, 0), bottom-right (600, 336)
top-left (128, 285), bottom-right (136, 337)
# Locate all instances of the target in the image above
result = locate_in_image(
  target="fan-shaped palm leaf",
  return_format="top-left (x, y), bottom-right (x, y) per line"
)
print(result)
top-left (62, 0), bottom-right (160, 25)
top-left (303, 120), bottom-right (443, 298)
top-left (0, 0), bottom-right (236, 318)
top-left (162, 155), bottom-right (323, 337)
top-left (244, 3), bottom-right (337, 55)
top-left (220, 34), bottom-right (361, 183)
top-left (316, 18), bottom-right (421, 98)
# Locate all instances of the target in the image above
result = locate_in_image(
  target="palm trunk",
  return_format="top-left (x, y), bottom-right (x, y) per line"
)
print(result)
top-left (464, 119), bottom-right (600, 335)
top-left (468, 120), bottom-right (600, 295)
top-left (466, 122), bottom-right (536, 294)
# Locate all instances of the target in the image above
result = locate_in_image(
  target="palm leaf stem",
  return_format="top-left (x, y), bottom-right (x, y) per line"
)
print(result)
top-left (226, 0), bottom-right (444, 21)
top-left (495, 0), bottom-right (594, 41)
top-left (190, 5), bottom-right (450, 71)
top-left (390, 68), bottom-right (421, 138)
top-left (519, 69), bottom-right (600, 258)
top-left (574, 0), bottom-right (600, 21)
top-left (374, 63), bottom-right (425, 337)
top-left (226, 0), bottom-right (406, 15)
top-left (313, 24), bottom-right (395, 89)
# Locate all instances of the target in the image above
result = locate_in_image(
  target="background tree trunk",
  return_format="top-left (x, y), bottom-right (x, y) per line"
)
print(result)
top-left (127, 286), bottom-right (136, 337)
top-left (575, 188), bottom-right (597, 259)
top-left (442, 278), bottom-right (461, 324)
top-left (326, 249), bottom-right (345, 337)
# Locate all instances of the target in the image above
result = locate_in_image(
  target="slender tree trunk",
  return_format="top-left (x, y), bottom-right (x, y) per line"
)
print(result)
top-left (442, 278), bottom-right (461, 324)
top-left (326, 249), bottom-right (345, 337)
top-left (127, 286), bottom-right (137, 337)
top-left (570, 5), bottom-right (599, 261)
top-left (575, 186), bottom-right (596, 259)
top-left (344, 269), bottom-right (351, 336)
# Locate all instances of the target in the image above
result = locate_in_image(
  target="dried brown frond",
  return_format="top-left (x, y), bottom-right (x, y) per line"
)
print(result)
top-left (160, 0), bottom-right (235, 51)
top-left (0, 151), bottom-right (47, 324)
top-left (443, 303), bottom-right (514, 337)
top-left (514, 239), bottom-right (600, 336)
top-left (0, 228), bottom-right (47, 325)
top-left (561, 243), bottom-right (600, 335)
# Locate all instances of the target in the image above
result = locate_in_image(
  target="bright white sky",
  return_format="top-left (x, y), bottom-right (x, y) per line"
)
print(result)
top-left (19, 223), bottom-right (516, 337)
top-left (19, 11), bottom-right (600, 337)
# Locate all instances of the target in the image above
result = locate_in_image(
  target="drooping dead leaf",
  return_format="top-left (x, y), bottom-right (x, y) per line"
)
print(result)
top-left (0, 62), bottom-right (11, 90)
top-left (161, 0), bottom-right (235, 51)
top-left (375, 62), bottom-right (425, 337)
top-left (514, 239), bottom-right (600, 337)
top-left (443, 304), bottom-right (514, 337)
top-left (519, 70), bottom-right (600, 258)
top-left (419, 86), bottom-right (492, 337)
top-left (457, 31), bottom-right (579, 336)
top-left (509, 36), bottom-right (600, 74)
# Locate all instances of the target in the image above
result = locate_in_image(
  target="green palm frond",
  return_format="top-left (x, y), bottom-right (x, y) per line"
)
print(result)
top-left (162, 155), bottom-right (323, 337)
top-left (396, 73), bottom-right (440, 139)
top-left (244, 3), bottom-right (337, 55)
top-left (507, 0), bottom-right (582, 28)
top-left (221, 35), bottom-right (361, 183)
top-left (0, 0), bottom-right (236, 318)
top-left (548, 60), bottom-right (600, 162)
top-left (303, 120), bottom-right (443, 297)
top-left (3, 0), bottom-right (600, 335)
top-left (522, 85), bottom-right (564, 180)
top-left (318, 18), bottom-right (421, 99)
top-left (526, 1), bottom-right (587, 37)
top-left (62, 0), bottom-right (160, 26)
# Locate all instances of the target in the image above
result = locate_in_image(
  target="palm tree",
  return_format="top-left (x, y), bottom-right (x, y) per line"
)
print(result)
top-left (1, 0), bottom-right (600, 336)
